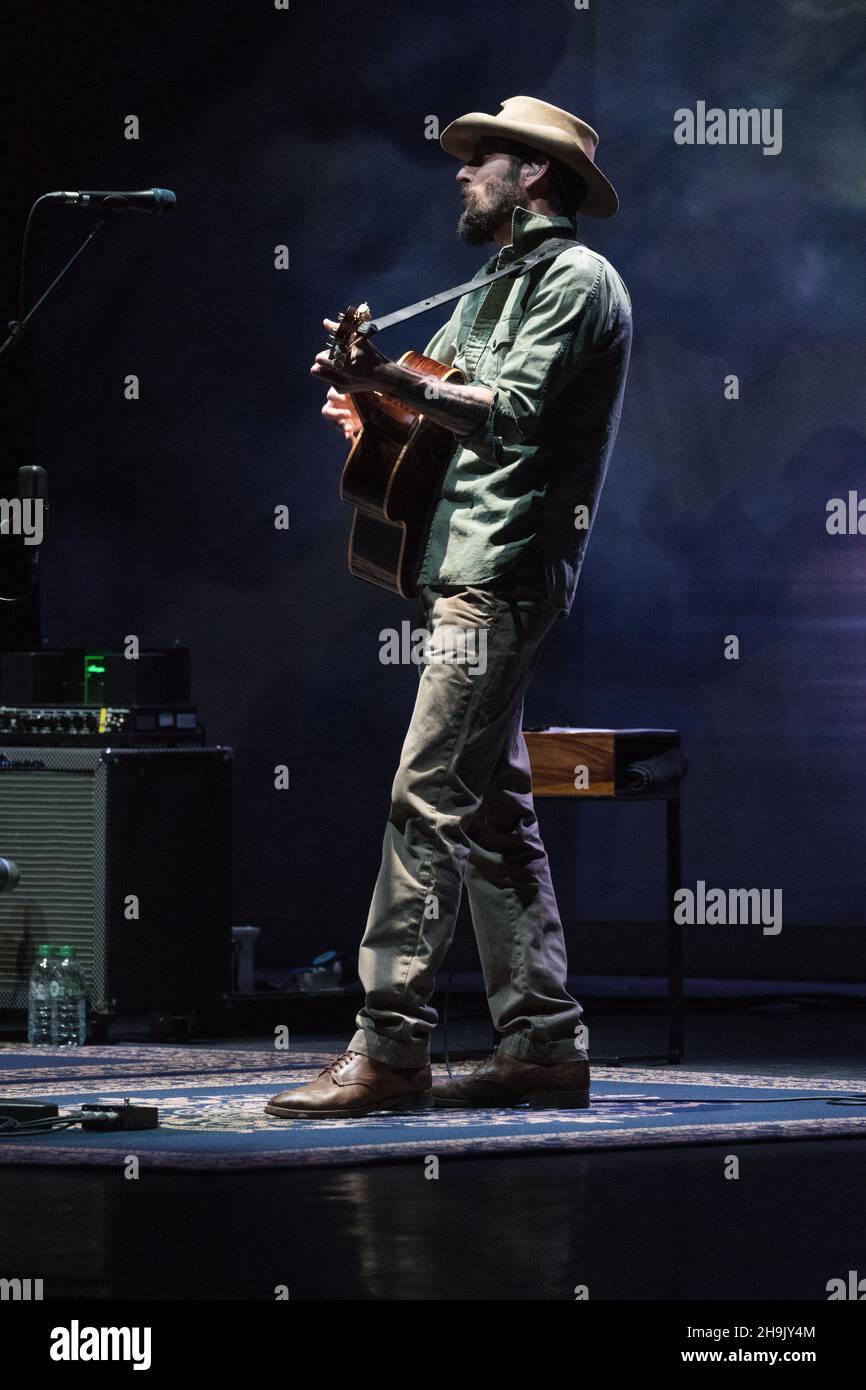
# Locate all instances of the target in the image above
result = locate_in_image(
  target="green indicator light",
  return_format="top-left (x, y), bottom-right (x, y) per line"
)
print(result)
top-left (84, 653), bottom-right (107, 705)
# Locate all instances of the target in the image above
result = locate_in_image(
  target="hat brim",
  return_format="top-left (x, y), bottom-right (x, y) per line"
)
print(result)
top-left (440, 113), bottom-right (619, 218)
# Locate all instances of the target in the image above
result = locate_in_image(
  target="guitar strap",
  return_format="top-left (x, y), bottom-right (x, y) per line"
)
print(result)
top-left (355, 236), bottom-right (578, 338)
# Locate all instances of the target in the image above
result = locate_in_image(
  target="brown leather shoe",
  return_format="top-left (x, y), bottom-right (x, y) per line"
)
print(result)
top-left (264, 1050), bottom-right (433, 1119)
top-left (433, 1049), bottom-right (589, 1109)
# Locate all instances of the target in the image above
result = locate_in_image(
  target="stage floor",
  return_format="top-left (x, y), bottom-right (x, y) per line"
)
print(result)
top-left (1, 1001), bottom-right (864, 1299)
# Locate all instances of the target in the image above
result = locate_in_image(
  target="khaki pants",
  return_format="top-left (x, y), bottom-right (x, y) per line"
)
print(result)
top-left (348, 582), bottom-right (586, 1068)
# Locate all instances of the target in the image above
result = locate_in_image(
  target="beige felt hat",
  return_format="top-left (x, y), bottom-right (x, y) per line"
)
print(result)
top-left (439, 95), bottom-right (619, 218)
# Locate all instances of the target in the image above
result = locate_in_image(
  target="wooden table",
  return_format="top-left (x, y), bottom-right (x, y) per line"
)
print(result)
top-left (523, 727), bottom-right (685, 1064)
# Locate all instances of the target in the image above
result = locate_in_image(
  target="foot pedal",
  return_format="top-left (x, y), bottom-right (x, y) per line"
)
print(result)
top-left (0, 1100), bottom-right (59, 1122)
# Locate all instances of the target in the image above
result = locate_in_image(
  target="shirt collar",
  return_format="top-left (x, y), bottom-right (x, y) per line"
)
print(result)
top-left (485, 205), bottom-right (576, 271)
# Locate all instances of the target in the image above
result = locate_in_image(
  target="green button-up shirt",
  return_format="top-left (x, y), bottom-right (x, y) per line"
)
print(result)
top-left (414, 205), bottom-right (632, 616)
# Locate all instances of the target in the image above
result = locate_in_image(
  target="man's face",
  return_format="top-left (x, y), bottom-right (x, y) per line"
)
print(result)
top-left (455, 142), bottom-right (525, 245)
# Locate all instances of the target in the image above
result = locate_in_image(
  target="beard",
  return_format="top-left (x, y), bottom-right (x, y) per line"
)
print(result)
top-left (457, 172), bottom-right (523, 245)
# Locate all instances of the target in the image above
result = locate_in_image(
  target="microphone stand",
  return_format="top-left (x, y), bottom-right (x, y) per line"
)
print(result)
top-left (0, 207), bottom-right (112, 618)
top-left (0, 210), bottom-right (112, 364)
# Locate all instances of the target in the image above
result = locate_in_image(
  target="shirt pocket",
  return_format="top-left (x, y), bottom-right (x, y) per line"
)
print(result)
top-left (474, 314), bottom-right (521, 383)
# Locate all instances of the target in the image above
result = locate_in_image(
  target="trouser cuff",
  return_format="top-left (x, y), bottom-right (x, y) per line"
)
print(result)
top-left (348, 1027), bottom-right (430, 1069)
top-left (498, 1033), bottom-right (588, 1065)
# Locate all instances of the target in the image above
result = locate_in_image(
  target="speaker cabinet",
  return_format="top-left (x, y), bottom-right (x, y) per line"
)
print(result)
top-left (0, 746), bottom-right (232, 1014)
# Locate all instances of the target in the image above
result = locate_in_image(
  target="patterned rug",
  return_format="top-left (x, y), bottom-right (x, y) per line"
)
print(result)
top-left (0, 1043), bottom-right (285, 1080)
top-left (1, 1045), bottom-right (865, 1170)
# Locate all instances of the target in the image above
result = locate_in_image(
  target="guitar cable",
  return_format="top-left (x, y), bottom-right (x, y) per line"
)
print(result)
top-left (440, 963), bottom-right (455, 1081)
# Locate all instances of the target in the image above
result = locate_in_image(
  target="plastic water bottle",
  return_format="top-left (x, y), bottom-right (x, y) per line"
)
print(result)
top-left (53, 944), bottom-right (88, 1047)
top-left (27, 944), bottom-right (57, 1046)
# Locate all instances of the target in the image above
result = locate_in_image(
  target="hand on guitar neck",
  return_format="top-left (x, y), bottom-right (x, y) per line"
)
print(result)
top-left (322, 387), bottom-right (362, 440)
top-left (313, 316), bottom-right (390, 394)
top-left (315, 315), bottom-right (386, 439)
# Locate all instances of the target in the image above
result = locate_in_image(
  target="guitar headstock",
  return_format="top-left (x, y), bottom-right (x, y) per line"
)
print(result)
top-left (327, 302), bottom-right (372, 366)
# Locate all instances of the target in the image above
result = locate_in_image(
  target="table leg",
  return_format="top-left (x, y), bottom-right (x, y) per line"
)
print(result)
top-left (666, 795), bottom-right (684, 1060)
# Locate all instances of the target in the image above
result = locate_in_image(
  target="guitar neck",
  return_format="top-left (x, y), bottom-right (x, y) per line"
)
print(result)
top-left (346, 389), bottom-right (376, 428)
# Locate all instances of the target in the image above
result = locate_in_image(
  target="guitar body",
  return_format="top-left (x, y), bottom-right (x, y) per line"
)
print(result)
top-left (339, 350), bottom-right (464, 599)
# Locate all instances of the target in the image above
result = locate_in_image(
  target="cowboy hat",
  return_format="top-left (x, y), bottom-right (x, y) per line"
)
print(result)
top-left (439, 95), bottom-right (619, 218)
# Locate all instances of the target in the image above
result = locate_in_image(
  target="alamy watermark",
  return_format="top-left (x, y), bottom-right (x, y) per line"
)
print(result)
top-left (49, 1321), bottom-right (151, 1369)
top-left (0, 497), bottom-right (44, 545)
top-left (674, 880), bottom-right (783, 935)
top-left (379, 621), bottom-right (488, 675)
top-left (1, 1276), bottom-right (43, 1300)
top-left (675, 102), bottom-right (782, 156)
top-left (826, 492), bottom-right (866, 534)
top-left (827, 1269), bottom-right (866, 1300)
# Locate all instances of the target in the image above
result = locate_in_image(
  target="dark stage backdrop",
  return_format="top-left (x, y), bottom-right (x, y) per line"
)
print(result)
top-left (3, 1), bottom-right (865, 980)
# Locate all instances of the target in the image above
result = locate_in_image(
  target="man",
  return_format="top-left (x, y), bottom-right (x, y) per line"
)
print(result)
top-left (266, 96), bottom-right (632, 1119)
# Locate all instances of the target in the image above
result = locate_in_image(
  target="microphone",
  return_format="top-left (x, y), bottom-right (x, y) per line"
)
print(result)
top-left (45, 188), bottom-right (176, 214)
top-left (18, 465), bottom-right (48, 512)
top-left (0, 858), bottom-right (19, 893)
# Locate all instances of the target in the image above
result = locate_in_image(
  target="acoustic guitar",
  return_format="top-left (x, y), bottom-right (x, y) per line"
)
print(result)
top-left (328, 302), bottom-right (463, 599)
